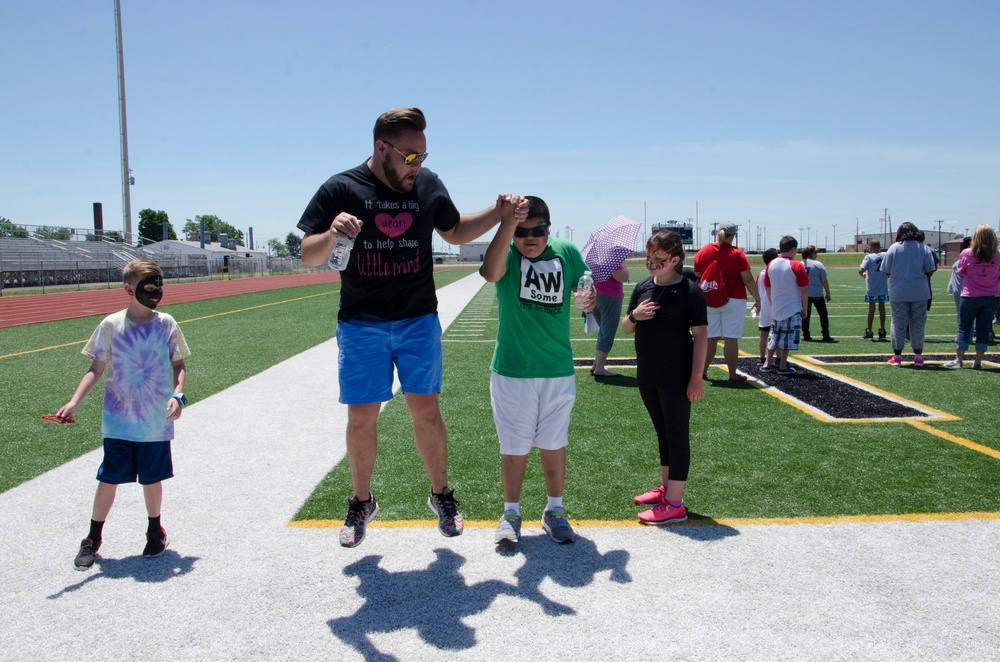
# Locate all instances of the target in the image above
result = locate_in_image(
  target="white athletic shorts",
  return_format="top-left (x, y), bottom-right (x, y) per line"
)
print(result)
top-left (706, 296), bottom-right (748, 339)
top-left (489, 373), bottom-right (575, 455)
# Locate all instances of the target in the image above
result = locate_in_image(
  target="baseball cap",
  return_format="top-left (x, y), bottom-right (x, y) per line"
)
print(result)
top-left (719, 222), bottom-right (738, 236)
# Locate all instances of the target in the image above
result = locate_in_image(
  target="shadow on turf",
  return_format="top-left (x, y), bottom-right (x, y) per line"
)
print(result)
top-left (328, 540), bottom-right (630, 661)
top-left (47, 549), bottom-right (199, 599)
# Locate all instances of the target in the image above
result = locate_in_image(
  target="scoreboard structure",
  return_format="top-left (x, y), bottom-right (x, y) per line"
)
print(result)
top-left (651, 220), bottom-right (694, 245)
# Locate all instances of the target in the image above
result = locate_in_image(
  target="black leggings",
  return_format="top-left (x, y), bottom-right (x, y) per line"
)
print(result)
top-left (638, 382), bottom-right (691, 481)
top-left (803, 296), bottom-right (829, 337)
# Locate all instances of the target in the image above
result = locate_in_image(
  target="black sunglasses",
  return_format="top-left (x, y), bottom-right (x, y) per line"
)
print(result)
top-left (513, 226), bottom-right (549, 238)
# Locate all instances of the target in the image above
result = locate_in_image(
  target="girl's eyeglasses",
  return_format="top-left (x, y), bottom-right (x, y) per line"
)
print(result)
top-left (513, 226), bottom-right (549, 238)
top-left (384, 140), bottom-right (428, 165)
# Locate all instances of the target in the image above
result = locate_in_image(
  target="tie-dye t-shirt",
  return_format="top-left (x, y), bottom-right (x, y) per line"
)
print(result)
top-left (82, 310), bottom-right (191, 442)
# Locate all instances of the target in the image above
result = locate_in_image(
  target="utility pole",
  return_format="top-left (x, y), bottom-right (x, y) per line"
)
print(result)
top-left (115, 0), bottom-right (132, 243)
top-left (833, 224), bottom-right (837, 252)
top-left (936, 219), bottom-right (943, 252)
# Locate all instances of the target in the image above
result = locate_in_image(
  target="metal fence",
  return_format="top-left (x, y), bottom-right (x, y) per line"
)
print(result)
top-left (1, 255), bottom-right (311, 294)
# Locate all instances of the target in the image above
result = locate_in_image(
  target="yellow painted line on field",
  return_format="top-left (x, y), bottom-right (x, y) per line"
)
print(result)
top-left (0, 339), bottom-right (87, 359)
top-left (908, 420), bottom-right (1000, 461)
top-left (0, 290), bottom-right (337, 361)
top-left (288, 510), bottom-right (1000, 529)
top-left (178, 290), bottom-right (334, 323)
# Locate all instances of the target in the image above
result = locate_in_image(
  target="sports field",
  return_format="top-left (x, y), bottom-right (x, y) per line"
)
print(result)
top-left (2, 264), bottom-right (999, 660)
top-left (4, 262), bottom-right (999, 520)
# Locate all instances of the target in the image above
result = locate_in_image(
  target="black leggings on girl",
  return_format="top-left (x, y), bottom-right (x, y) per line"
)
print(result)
top-left (638, 382), bottom-right (691, 481)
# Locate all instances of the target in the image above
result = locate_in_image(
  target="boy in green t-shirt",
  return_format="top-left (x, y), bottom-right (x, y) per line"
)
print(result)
top-left (480, 195), bottom-right (594, 545)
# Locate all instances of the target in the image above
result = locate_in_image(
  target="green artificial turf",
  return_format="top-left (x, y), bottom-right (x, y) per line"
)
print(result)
top-left (0, 269), bottom-right (470, 492)
top-left (4, 263), bottom-right (998, 523)
top-left (294, 265), bottom-right (1000, 523)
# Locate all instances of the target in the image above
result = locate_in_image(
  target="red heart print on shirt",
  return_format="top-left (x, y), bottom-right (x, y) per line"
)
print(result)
top-left (375, 213), bottom-right (413, 238)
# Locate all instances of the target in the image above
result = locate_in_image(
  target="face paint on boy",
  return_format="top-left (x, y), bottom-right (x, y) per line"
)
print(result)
top-left (135, 275), bottom-right (163, 309)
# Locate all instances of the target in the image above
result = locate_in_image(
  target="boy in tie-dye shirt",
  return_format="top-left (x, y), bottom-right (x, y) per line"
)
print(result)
top-left (57, 259), bottom-right (190, 570)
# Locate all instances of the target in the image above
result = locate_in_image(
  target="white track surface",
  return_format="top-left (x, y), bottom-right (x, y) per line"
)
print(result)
top-left (2, 273), bottom-right (998, 660)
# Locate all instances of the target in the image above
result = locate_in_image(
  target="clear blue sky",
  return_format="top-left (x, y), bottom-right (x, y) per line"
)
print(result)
top-left (3, 0), bottom-right (999, 252)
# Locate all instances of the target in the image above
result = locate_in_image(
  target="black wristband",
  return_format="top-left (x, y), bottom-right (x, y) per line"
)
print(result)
top-left (628, 312), bottom-right (637, 324)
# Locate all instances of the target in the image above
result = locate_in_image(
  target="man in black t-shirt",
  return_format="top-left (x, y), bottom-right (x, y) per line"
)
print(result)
top-left (298, 107), bottom-right (526, 548)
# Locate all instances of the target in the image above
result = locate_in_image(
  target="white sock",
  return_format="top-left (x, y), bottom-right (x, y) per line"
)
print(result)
top-left (547, 495), bottom-right (563, 510)
top-left (504, 502), bottom-right (520, 516)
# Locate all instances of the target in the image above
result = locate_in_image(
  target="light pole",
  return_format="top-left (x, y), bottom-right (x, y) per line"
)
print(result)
top-left (114, 0), bottom-right (132, 243)
top-left (832, 224), bottom-right (837, 252)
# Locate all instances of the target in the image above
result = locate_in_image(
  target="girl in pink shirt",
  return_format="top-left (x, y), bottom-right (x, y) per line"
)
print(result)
top-left (945, 224), bottom-right (1000, 369)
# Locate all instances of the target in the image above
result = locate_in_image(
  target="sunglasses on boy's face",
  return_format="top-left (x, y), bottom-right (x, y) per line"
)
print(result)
top-left (513, 226), bottom-right (549, 238)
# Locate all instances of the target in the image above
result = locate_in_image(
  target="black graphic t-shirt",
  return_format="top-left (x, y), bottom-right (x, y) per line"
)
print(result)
top-left (627, 276), bottom-right (708, 386)
top-left (297, 164), bottom-right (460, 322)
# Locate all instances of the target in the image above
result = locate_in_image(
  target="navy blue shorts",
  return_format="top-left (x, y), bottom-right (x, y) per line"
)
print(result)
top-left (96, 438), bottom-right (173, 485)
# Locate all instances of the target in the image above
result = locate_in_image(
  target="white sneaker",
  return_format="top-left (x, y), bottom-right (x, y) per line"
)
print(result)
top-left (494, 510), bottom-right (522, 544)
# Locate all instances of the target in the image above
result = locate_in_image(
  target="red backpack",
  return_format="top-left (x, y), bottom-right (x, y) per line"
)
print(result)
top-left (699, 260), bottom-right (732, 308)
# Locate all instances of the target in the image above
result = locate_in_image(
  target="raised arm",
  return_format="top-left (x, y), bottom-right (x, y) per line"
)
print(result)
top-left (480, 196), bottom-right (525, 282)
top-left (439, 195), bottom-right (528, 246)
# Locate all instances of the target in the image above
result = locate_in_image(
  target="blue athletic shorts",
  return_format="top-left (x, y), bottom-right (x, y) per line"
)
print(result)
top-left (97, 438), bottom-right (173, 485)
top-left (336, 313), bottom-right (443, 405)
top-left (865, 294), bottom-right (889, 303)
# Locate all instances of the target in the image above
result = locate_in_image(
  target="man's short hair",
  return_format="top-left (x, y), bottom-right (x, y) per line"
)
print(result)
top-left (779, 235), bottom-right (798, 253)
top-left (762, 248), bottom-right (779, 264)
top-left (373, 108), bottom-right (427, 143)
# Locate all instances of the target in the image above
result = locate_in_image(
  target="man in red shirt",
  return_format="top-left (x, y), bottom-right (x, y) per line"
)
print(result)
top-left (693, 222), bottom-right (761, 383)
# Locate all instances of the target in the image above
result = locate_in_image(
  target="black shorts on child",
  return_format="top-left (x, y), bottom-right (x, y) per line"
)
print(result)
top-left (97, 438), bottom-right (173, 485)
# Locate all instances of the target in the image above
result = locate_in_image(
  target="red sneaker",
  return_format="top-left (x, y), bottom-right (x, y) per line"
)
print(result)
top-left (633, 485), bottom-right (666, 505)
top-left (638, 500), bottom-right (688, 526)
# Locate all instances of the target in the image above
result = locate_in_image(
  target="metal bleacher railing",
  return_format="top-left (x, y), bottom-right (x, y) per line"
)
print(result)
top-left (0, 225), bottom-right (308, 295)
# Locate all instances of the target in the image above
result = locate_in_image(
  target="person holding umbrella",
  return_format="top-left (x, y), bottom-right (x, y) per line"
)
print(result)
top-left (582, 216), bottom-right (640, 376)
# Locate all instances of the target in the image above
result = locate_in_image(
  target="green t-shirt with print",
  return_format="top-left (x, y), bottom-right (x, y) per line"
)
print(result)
top-left (483, 237), bottom-right (589, 378)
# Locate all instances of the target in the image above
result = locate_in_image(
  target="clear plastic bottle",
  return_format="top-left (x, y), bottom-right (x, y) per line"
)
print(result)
top-left (328, 235), bottom-right (355, 271)
top-left (576, 270), bottom-right (594, 309)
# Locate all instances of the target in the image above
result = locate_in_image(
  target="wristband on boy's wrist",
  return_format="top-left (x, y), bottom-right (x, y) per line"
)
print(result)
top-left (171, 393), bottom-right (187, 408)
top-left (628, 312), bottom-right (637, 324)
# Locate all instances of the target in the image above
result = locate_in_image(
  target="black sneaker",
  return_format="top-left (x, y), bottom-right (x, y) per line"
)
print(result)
top-left (340, 495), bottom-right (379, 548)
top-left (143, 527), bottom-right (168, 558)
top-left (863, 329), bottom-right (874, 340)
top-left (802, 335), bottom-right (813, 342)
top-left (74, 538), bottom-right (100, 570)
top-left (878, 329), bottom-right (886, 341)
top-left (822, 335), bottom-right (834, 342)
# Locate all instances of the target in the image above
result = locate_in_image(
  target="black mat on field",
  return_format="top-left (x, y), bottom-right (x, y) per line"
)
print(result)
top-left (814, 353), bottom-right (1000, 365)
top-left (575, 356), bottom-right (931, 420)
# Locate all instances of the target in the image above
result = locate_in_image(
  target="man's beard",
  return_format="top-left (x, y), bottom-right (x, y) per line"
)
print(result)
top-left (381, 160), bottom-right (415, 193)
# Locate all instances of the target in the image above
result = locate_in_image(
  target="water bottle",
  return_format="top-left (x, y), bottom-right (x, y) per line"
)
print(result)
top-left (328, 235), bottom-right (355, 271)
top-left (576, 270), bottom-right (594, 309)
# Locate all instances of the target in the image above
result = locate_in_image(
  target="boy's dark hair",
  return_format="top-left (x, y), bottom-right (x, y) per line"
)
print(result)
top-left (869, 240), bottom-right (881, 251)
top-left (373, 108), bottom-right (427, 143)
top-left (647, 230), bottom-right (685, 274)
top-left (525, 195), bottom-right (550, 226)
top-left (779, 235), bottom-right (798, 253)
top-left (801, 245), bottom-right (817, 260)
top-left (762, 248), bottom-right (779, 265)
top-left (895, 222), bottom-right (922, 243)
